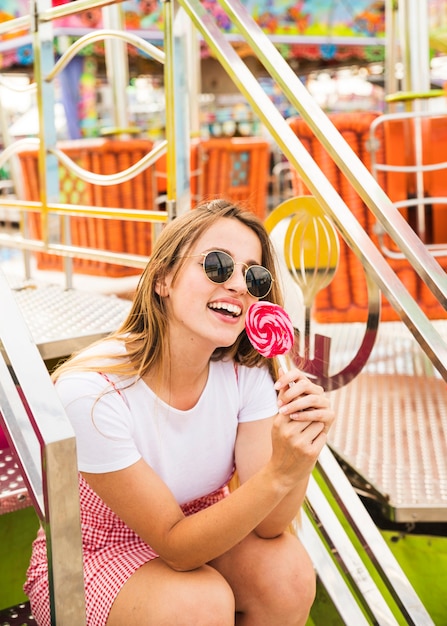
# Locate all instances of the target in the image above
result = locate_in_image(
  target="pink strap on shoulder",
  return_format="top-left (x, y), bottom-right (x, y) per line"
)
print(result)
top-left (99, 372), bottom-right (123, 398)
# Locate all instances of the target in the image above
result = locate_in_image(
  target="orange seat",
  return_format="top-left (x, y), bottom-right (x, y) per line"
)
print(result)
top-left (422, 116), bottom-right (447, 243)
top-left (380, 116), bottom-right (447, 244)
top-left (18, 139), bottom-right (158, 277)
top-left (287, 112), bottom-right (447, 322)
top-left (190, 136), bottom-right (270, 220)
top-left (19, 137), bottom-right (270, 277)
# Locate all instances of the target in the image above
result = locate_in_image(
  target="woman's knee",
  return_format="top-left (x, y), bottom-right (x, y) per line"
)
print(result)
top-left (241, 532), bottom-right (316, 619)
top-left (185, 565), bottom-right (236, 624)
top-left (272, 534), bottom-right (316, 615)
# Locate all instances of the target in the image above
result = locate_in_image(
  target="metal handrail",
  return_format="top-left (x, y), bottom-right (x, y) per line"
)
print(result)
top-left (49, 139), bottom-right (167, 186)
top-left (301, 446), bottom-right (435, 625)
top-left (219, 0), bottom-right (447, 297)
top-left (0, 18), bottom-right (169, 276)
top-left (178, 0), bottom-right (447, 381)
top-left (0, 137), bottom-right (168, 269)
top-left (0, 234), bottom-right (151, 269)
top-left (0, 137), bottom-right (168, 187)
top-left (47, 29), bottom-right (165, 78)
top-left (216, 0), bottom-right (447, 298)
top-left (0, 269), bottom-right (86, 624)
top-left (0, 15), bottom-right (30, 37)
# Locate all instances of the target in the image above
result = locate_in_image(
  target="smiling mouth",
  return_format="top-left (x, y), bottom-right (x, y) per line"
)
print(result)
top-left (208, 302), bottom-right (242, 318)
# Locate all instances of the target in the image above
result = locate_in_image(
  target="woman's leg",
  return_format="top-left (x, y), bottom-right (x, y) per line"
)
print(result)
top-left (210, 531), bottom-right (316, 626)
top-left (106, 559), bottom-right (235, 626)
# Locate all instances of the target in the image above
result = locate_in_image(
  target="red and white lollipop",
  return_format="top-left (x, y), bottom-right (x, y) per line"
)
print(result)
top-left (245, 301), bottom-right (294, 371)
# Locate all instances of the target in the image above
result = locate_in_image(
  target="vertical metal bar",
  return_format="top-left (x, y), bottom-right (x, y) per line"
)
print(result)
top-left (186, 17), bottom-right (201, 139)
top-left (34, 0), bottom-right (74, 288)
top-left (163, 0), bottom-right (192, 218)
top-left (413, 115), bottom-right (427, 242)
top-left (163, 0), bottom-right (177, 219)
top-left (398, 0), bottom-right (430, 95)
top-left (33, 0), bottom-right (57, 219)
top-left (102, 4), bottom-right (130, 133)
top-left (44, 439), bottom-right (86, 626)
top-left (385, 0), bottom-right (399, 98)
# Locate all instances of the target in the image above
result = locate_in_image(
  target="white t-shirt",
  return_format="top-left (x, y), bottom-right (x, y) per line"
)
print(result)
top-left (56, 341), bottom-right (278, 505)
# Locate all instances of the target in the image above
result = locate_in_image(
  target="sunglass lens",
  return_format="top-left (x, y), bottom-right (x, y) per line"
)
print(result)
top-left (204, 251), bottom-right (233, 283)
top-left (246, 266), bottom-right (272, 298)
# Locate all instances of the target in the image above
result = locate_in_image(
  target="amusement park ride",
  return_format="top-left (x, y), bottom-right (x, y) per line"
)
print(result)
top-left (0, 0), bottom-right (447, 624)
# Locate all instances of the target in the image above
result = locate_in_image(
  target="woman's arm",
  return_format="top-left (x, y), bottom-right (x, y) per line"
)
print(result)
top-left (82, 451), bottom-right (299, 572)
top-left (233, 418), bottom-right (310, 537)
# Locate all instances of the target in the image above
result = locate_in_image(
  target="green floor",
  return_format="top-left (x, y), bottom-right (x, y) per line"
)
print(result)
top-left (306, 529), bottom-right (447, 625)
top-left (0, 507), bottom-right (39, 610)
top-left (382, 529), bottom-right (447, 626)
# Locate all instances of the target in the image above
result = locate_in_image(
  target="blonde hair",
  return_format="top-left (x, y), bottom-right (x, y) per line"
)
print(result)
top-left (53, 199), bottom-right (284, 383)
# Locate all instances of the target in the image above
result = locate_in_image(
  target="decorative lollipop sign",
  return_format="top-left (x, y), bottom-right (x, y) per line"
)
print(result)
top-left (245, 302), bottom-right (294, 371)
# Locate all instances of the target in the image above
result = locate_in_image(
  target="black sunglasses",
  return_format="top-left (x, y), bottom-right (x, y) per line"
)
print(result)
top-left (188, 250), bottom-right (273, 299)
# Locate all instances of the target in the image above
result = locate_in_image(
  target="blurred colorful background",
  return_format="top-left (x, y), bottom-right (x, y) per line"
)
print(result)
top-left (0, 0), bottom-right (388, 68)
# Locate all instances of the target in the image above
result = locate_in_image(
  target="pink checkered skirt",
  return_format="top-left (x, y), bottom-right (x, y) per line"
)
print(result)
top-left (24, 474), bottom-right (229, 626)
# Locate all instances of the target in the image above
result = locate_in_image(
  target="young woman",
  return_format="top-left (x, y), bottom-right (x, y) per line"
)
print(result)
top-left (25, 199), bottom-right (334, 625)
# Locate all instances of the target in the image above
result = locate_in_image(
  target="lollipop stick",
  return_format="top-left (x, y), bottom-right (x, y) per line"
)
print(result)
top-left (276, 353), bottom-right (290, 374)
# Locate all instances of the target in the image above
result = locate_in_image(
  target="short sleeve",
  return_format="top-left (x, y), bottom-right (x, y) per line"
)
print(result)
top-left (236, 364), bottom-right (278, 423)
top-left (56, 372), bottom-right (142, 473)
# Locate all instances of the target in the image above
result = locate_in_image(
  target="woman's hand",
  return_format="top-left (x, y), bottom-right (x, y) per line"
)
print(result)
top-left (275, 367), bottom-right (334, 431)
top-left (268, 367), bottom-right (335, 486)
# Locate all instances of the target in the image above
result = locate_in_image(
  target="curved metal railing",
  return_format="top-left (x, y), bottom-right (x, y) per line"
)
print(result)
top-left (0, 10), bottom-right (168, 280)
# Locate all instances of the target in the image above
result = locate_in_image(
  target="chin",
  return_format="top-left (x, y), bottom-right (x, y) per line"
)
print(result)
top-left (217, 335), bottom-right (240, 349)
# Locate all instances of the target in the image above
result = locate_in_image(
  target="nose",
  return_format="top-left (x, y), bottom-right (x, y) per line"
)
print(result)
top-left (225, 263), bottom-right (247, 294)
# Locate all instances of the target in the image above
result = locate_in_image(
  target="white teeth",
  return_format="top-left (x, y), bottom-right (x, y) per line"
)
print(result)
top-left (208, 302), bottom-right (242, 316)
